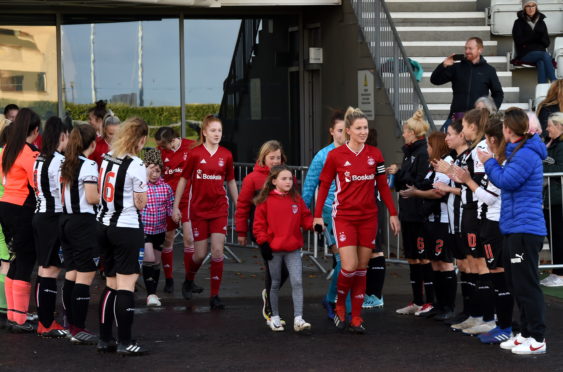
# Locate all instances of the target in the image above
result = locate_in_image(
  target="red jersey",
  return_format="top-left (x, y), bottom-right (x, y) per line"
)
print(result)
top-left (89, 137), bottom-right (110, 167)
top-left (315, 144), bottom-right (397, 219)
top-left (159, 138), bottom-right (196, 191)
top-left (181, 144), bottom-right (235, 220)
top-left (253, 190), bottom-right (313, 252)
top-left (234, 163), bottom-right (269, 234)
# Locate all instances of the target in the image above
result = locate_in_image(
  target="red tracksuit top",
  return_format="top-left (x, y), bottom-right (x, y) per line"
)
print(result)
top-left (315, 143), bottom-right (397, 219)
top-left (253, 190), bottom-right (314, 252)
top-left (235, 163), bottom-right (269, 235)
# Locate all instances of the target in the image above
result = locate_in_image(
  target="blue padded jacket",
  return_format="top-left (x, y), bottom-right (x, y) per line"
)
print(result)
top-left (484, 134), bottom-right (547, 236)
top-left (302, 143), bottom-right (336, 212)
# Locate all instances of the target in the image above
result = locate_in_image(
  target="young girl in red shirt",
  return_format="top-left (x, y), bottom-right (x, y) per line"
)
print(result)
top-left (253, 165), bottom-right (313, 332)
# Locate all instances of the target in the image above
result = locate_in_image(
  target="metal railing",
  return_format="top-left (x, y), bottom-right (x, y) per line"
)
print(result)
top-left (350, 0), bottom-right (436, 132)
top-left (541, 172), bottom-right (563, 270)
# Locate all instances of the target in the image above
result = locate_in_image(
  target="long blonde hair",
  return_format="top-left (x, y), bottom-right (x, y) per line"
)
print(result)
top-left (537, 80), bottom-right (563, 115)
top-left (111, 117), bottom-right (148, 158)
top-left (404, 109), bottom-right (430, 137)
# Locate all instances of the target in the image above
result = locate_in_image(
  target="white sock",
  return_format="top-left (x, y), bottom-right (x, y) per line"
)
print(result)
top-left (271, 315), bottom-right (281, 326)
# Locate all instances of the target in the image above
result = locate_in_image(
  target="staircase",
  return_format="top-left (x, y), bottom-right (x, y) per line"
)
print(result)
top-left (386, 0), bottom-right (529, 127)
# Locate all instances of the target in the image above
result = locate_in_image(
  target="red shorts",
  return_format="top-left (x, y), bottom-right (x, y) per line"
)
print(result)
top-left (191, 216), bottom-right (228, 242)
top-left (166, 198), bottom-right (189, 231)
top-left (333, 216), bottom-right (377, 249)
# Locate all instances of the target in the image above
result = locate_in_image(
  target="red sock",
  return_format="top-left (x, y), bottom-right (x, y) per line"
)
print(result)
top-left (183, 246), bottom-right (194, 280)
top-left (210, 257), bottom-right (224, 296)
top-left (12, 280), bottom-right (31, 325)
top-left (5, 277), bottom-right (14, 322)
top-left (161, 248), bottom-right (174, 279)
top-left (336, 269), bottom-right (355, 319)
top-left (186, 254), bottom-right (202, 281)
top-left (351, 269), bottom-right (367, 322)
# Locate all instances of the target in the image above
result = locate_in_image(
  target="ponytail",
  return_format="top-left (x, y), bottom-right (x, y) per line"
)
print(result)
top-left (503, 107), bottom-right (531, 163)
top-left (60, 124), bottom-right (97, 187)
top-left (343, 106), bottom-right (368, 140)
top-left (464, 108), bottom-right (489, 149)
top-left (2, 108), bottom-right (40, 174)
top-left (41, 116), bottom-right (70, 158)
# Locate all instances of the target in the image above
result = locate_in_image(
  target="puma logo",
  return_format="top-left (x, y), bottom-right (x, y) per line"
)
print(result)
top-left (511, 253), bottom-right (524, 263)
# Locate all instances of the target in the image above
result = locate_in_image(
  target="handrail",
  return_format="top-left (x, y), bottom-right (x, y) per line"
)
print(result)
top-left (351, 0), bottom-right (436, 132)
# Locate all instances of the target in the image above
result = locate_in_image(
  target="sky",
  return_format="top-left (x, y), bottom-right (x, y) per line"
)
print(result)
top-left (62, 19), bottom-right (240, 106)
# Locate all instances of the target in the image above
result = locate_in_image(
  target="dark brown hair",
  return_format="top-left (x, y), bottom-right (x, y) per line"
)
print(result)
top-left (464, 108), bottom-right (490, 148)
top-left (41, 116), bottom-right (70, 158)
top-left (60, 124), bottom-right (97, 187)
top-left (504, 107), bottom-right (531, 162)
top-left (427, 132), bottom-right (449, 161)
top-left (366, 128), bottom-right (378, 147)
top-left (154, 126), bottom-right (178, 145)
top-left (2, 108), bottom-right (40, 175)
top-left (484, 114), bottom-right (506, 164)
top-left (254, 165), bottom-right (298, 205)
top-left (88, 100), bottom-right (107, 120)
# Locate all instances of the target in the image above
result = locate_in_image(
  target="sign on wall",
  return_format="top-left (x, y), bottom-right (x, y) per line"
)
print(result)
top-left (357, 70), bottom-right (374, 120)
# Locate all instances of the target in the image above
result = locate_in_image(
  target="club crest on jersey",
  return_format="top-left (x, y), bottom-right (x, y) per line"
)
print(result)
top-left (291, 204), bottom-right (298, 214)
top-left (339, 232), bottom-right (346, 242)
top-left (196, 169), bottom-right (203, 179)
top-left (435, 246), bottom-right (442, 256)
top-left (193, 228), bottom-right (200, 238)
top-left (367, 156), bottom-right (375, 166)
top-left (183, 153), bottom-right (188, 161)
top-left (344, 171), bottom-right (351, 183)
top-left (218, 158), bottom-right (225, 167)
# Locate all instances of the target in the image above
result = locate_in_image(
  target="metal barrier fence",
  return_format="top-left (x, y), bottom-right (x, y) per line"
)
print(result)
top-left (541, 172), bottom-right (563, 270)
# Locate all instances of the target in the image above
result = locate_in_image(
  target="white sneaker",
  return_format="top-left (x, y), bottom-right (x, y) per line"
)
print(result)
top-left (414, 303), bottom-right (433, 316)
top-left (540, 274), bottom-right (557, 286)
top-left (543, 275), bottom-right (563, 287)
top-left (451, 316), bottom-right (483, 331)
top-left (500, 333), bottom-right (529, 350)
top-left (268, 316), bottom-right (284, 332)
top-left (462, 320), bottom-right (496, 335)
top-left (146, 294), bottom-right (162, 307)
top-left (396, 302), bottom-right (422, 315)
top-left (511, 337), bottom-right (546, 355)
top-left (293, 316), bottom-right (311, 332)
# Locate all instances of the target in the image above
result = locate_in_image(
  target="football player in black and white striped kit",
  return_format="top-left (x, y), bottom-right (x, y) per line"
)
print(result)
top-left (59, 124), bottom-right (100, 345)
top-left (97, 117), bottom-right (150, 356)
top-left (32, 116), bottom-right (70, 338)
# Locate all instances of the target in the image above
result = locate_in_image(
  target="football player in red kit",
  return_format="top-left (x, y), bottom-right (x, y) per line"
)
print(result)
top-left (173, 115), bottom-right (238, 309)
top-left (313, 107), bottom-right (400, 333)
top-left (155, 127), bottom-right (197, 297)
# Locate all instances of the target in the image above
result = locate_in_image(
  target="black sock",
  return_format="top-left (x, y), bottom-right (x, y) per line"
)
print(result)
top-left (142, 265), bottom-right (156, 295)
top-left (468, 273), bottom-right (481, 317)
top-left (477, 273), bottom-right (495, 321)
top-left (72, 283), bottom-right (91, 330)
top-left (62, 279), bottom-right (75, 326)
top-left (410, 264), bottom-right (424, 305)
top-left (443, 270), bottom-right (457, 311)
top-left (367, 256), bottom-right (386, 298)
top-left (152, 267), bottom-right (160, 293)
top-left (98, 287), bottom-right (116, 341)
top-left (38, 277), bottom-right (58, 328)
top-left (422, 263), bottom-right (435, 304)
top-left (433, 271), bottom-right (444, 309)
top-left (115, 290), bottom-right (135, 345)
top-left (492, 272), bottom-right (513, 329)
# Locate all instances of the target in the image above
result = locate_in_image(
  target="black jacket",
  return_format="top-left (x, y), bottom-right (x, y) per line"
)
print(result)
top-left (512, 10), bottom-right (550, 59)
top-left (430, 56), bottom-right (504, 117)
top-left (537, 103), bottom-right (559, 135)
top-left (395, 138), bottom-right (429, 222)
top-left (544, 136), bottom-right (563, 206)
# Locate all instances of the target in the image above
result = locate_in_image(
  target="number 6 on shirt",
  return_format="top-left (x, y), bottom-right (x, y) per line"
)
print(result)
top-left (99, 167), bottom-right (116, 203)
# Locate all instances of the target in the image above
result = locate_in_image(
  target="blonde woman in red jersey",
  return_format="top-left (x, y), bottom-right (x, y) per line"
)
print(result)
top-left (0, 108), bottom-right (40, 333)
top-left (173, 115), bottom-right (238, 309)
top-left (155, 127), bottom-right (197, 296)
top-left (314, 107), bottom-right (400, 333)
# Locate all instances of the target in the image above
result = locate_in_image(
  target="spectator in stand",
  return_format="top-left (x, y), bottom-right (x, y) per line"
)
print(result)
top-left (536, 80), bottom-right (563, 133)
top-left (431, 37), bottom-right (504, 133)
top-left (512, 1), bottom-right (557, 84)
top-left (474, 96), bottom-right (497, 113)
top-left (541, 112), bottom-right (563, 288)
top-left (89, 110), bottom-right (121, 167)
top-left (3, 104), bottom-right (19, 123)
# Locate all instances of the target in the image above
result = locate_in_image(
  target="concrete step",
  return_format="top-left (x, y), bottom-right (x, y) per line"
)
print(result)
top-left (412, 56), bottom-right (509, 72)
top-left (400, 40), bottom-right (497, 57)
top-left (389, 11), bottom-right (486, 26)
top-left (418, 71), bottom-right (513, 88)
top-left (420, 86), bottom-right (520, 104)
top-left (427, 102), bottom-right (530, 120)
top-left (395, 26), bottom-right (491, 41)
top-left (385, 0), bottom-right (477, 12)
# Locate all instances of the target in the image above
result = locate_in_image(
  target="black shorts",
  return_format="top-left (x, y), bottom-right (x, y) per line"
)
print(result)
top-left (33, 213), bottom-right (62, 268)
top-left (451, 232), bottom-right (468, 260)
top-left (424, 222), bottom-right (453, 263)
top-left (98, 223), bottom-right (143, 276)
top-left (401, 221), bottom-right (426, 260)
top-left (0, 202), bottom-right (35, 258)
top-left (461, 208), bottom-right (482, 258)
top-left (480, 219), bottom-right (504, 270)
top-left (145, 232), bottom-right (165, 251)
top-left (60, 213), bottom-right (99, 272)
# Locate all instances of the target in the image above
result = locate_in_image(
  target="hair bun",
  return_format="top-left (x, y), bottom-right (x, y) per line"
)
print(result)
top-left (412, 109), bottom-right (424, 121)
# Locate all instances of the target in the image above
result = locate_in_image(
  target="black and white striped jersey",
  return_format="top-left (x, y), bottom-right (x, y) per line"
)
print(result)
top-left (447, 148), bottom-right (470, 234)
top-left (61, 155), bottom-right (99, 214)
top-left (461, 139), bottom-right (488, 208)
top-left (34, 151), bottom-right (64, 214)
top-left (97, 152), bottom-right (148, 229)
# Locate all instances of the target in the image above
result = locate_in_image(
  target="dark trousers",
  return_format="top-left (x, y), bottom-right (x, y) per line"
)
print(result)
top-left (503, 233), bottom-right (546, 341)
top-left (544, 205), bottom-right (563, 276)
